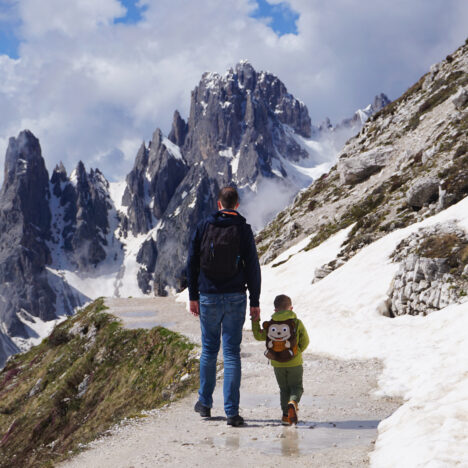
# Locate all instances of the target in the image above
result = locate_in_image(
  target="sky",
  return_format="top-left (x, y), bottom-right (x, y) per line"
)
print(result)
top-left (0, 0), bottom-right (467, 182)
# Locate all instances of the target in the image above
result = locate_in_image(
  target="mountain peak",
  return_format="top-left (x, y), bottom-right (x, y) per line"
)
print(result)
top-left (54, 161), bottom-right (67, 176)
top-left (3, 130), bottom-right (43, 184)
top-left (372, 93), bottom-right (391, 113)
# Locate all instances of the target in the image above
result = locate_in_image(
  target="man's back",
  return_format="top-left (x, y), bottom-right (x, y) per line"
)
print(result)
top-left (187, 209), bottom-right (261, 307)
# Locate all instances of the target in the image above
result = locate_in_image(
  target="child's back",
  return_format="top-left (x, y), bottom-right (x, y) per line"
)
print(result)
top-left (251, 294), bottom-right (309, 425)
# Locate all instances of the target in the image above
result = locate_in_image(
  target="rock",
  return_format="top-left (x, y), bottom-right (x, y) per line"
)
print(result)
top-left (313, 264), bottom-right (334, 282)
top-left (337, 147), bottom-right (393, 185)
top-left (388, 223), bottom-right (468, 316)
top-left (77, 374), bottom-right (91, 398)
top-left (29, 378), bottom-right (43, 397)
top-left (136, 238), bottom-right (158, 294)
top-left (168, 110), bottom-right (188, 147)
top-left (312, 258), bottom-right (346, 283)
top-left (406, 177), bottom-right (440, 209)
top-left (452, 87), bottom-right (468, 110)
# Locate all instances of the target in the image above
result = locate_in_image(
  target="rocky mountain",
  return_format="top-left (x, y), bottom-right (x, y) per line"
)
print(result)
top-left (317, 93), bottom-right (391, 151)
top-left (257, 39), bottom-right (468, 317)
top-left (0, 131), bottom-right (56, 347)
top-left (120, 61), bottom-right (331, 295)
top-left (0, 62), bottom-right (388, 365)
top-left (119, 62), bottom-right (389, 295)
top-left (50, 161), bottom-right (113, 270)
top-left (0, 131), bottom-right (121, 366)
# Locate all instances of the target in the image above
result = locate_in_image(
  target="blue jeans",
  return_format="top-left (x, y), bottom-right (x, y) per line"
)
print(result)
top-left (198, 292), bottom-right (246, 418)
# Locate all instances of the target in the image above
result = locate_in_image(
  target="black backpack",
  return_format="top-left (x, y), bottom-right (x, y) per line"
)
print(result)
top-left (200, 223), bottom-right (242, 280)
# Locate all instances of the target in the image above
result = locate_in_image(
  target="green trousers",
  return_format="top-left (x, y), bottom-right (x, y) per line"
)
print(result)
top-left (273, 365), bottom-right (304, 414)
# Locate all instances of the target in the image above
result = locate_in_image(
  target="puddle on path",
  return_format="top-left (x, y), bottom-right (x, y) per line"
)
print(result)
top-left (203, 421), bottom-right (378, 456)
top-left (204, 390), bottom-right (380, 456)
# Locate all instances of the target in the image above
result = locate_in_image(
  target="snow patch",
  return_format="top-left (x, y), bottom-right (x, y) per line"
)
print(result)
top-left (219, 148), bottom-right (234, 159)
top-left (108, 181), bottom-right (127, 213)
top-left (162, 138), bottom-right (183, 161)
top-left (261, 195), bottom-right (468, 467)
top-left (231, 151), bottom-right (241, 176)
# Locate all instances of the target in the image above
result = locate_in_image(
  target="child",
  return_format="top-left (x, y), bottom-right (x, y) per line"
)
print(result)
top-left (251, 294), bottom-right (309, 425)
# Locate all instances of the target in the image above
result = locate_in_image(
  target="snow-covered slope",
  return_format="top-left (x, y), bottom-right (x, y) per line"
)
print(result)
top-left (259, 195), bottom-right (468, 467)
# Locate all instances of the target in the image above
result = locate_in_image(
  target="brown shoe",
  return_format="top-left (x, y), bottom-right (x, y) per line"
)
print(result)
top-left (288, 400), bottom-right (298, 425)
top-left (281, 414), bottom-right (290, 426)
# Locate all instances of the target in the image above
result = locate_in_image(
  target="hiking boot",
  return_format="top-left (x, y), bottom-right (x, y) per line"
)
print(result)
top-left (281, 414), bottom-right (290, 426)
top-left (194, 400), bottom-right (211, 418)
top-left (227, 415), bottom-right (244, 427)
top-left (288, 400), bottom-right (298, 425)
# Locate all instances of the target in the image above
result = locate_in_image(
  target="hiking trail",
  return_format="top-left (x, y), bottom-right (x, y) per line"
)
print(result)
top-left (60, 297), bottom-right (401, 468)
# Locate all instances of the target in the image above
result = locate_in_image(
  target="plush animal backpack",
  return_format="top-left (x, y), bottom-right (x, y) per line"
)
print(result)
top-left (262, 318), bottom-right (298, 362)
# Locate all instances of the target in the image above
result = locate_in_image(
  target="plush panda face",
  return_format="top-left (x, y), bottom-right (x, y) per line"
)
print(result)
top-left (267, 323), bottom-right (291, 341)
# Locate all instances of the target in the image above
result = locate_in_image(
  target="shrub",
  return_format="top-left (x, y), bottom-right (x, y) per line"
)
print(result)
top-left (48, 328), bottom-right (70, 347)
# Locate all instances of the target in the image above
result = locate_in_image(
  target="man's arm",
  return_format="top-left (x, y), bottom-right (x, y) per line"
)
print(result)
top-left (242, 224), bottom-right (261, 311)
top-left (251, 318), bottom-right (266, 341)
top-left (187, 223), bottom-right (202, 316)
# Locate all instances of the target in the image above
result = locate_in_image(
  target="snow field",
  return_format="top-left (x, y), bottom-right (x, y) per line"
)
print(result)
top-left (261, 196), bottom-right (468, 467)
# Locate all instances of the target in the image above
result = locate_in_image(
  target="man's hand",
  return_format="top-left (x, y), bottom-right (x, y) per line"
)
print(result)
top-left (250, 306), bottom-right (260, 321)
top-left (189, 300), bottom-right (200, 317)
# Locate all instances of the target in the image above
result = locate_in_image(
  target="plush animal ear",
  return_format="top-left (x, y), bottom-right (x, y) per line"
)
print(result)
top-left (262, 321), bottom-right (270, 330)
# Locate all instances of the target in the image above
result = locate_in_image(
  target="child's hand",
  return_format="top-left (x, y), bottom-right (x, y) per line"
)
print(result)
top-left (250, 307), bottom-right (260, 321)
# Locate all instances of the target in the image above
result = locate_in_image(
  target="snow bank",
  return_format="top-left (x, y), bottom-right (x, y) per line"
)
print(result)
top-left (261, 196), bottom-right (468, 467)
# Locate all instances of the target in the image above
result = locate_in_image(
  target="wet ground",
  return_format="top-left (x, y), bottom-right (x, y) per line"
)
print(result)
top-left (62, 297), bottom-right (401, 468)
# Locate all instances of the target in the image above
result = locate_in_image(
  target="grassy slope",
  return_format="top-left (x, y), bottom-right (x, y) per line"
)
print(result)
top-left (0, 299), bottom-right (199, 467)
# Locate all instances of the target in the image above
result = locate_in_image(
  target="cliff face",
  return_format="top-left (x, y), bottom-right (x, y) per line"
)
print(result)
top-left (0, 131), bottom-right (55, 338)
top-left (0, 132), bottom-right (120, 356)
top-left (50, 161), bottom-right (114, 270)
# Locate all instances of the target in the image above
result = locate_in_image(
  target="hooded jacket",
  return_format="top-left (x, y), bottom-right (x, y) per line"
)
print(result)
top-left (187, 209), bottom-right (261, 306)
top-left (252, 309), bottom-right (309, 367)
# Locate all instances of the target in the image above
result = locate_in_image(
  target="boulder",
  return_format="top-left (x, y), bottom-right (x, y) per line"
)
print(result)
top-left (406, 177), bottom-right (440, 209)
top-left (452, 87), bottom-right (468, 110)
top-left (337, 147), bottom-right (393, 185)
top-left (388, 223), bottom-right (468, 316)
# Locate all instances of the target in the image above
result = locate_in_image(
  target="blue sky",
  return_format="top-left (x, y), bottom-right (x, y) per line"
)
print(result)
top-left (113, 0), bottom-right (148, 25)
top-left (0, 1), bottom-right (20, 58)
top-left (0, 0), bottom-right (467, 182)
top-left (250, 0), bottom-right (299, 36)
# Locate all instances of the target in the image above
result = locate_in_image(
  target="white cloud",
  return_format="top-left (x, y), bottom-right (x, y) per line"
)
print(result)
top-left (0, 0), bottom-right (467, 183)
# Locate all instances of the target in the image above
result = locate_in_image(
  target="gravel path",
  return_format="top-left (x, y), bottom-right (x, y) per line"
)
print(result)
top-left (61, 297), bottom-right (401, 468)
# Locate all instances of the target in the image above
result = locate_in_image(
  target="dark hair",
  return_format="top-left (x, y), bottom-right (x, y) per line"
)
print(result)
top-left (218, 186), bottom-right (239, 209)
top-left (274, 294), bottom-right (292, 311)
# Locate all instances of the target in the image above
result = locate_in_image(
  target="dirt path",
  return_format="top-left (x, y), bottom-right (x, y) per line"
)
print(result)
top-left (61, 297), bottom-right (401, 468)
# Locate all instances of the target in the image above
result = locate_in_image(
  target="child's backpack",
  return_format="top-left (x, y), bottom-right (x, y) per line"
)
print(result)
top-left (262, 318), bottom-right (298, 362)
top-left (200, 223), bottom-right (242, 280)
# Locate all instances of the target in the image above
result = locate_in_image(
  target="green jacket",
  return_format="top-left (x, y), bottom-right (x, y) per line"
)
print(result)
top-left (251, 310), bottom-right (309, 368)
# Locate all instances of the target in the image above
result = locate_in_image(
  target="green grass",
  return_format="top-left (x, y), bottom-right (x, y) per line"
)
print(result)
top-left (0, 299), bottom-right (199, 468)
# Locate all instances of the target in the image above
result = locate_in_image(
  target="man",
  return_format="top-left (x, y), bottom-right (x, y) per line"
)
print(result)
top-left (187, 186), bottom-right (261, 427)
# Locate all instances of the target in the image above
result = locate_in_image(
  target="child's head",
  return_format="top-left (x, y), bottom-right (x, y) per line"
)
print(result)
top-left (274, 294), bottom-right (293, 311)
